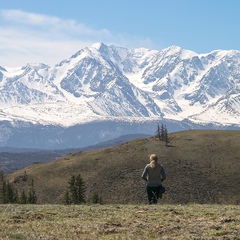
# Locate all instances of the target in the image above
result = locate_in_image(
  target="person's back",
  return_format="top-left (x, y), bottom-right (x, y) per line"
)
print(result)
top-left (141, 154), bottom-right (166, 204)
top-left (144, 162), bottom-right (164, 186)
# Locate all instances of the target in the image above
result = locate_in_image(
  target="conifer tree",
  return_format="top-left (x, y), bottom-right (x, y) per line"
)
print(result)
top-left (3, 181), bottom-right (17, 203)
top-left (0, 171), bottom-right (4, 203)
top-left (91, 192), bottom-right (102, 204)
top-left (66, 174), bottom-right (86, 204)
top-left (156, 123), bottom-right (161, 140)
top-left (64, 190), bottom-right (71, 205)
top-left (163, 124), bottom-right (169, 146)
top-left (161, 123), bottom-right (165, 141)
top-left (14, 189), bottom-right (19, 203)
top-left (75, 174), bottom-right (86, 204)
top-left (68, 175), bottom-right (77, 203)
top-left (19, 190), bottom-right (28, 204)
top-left (27, 179), bottom-right (37, 204)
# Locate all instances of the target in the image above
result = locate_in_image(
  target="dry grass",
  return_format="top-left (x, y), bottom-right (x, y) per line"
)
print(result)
top-left (0, 204), bottom-right (240, 239)
top-left (6, 130), bottom-right (240, 204)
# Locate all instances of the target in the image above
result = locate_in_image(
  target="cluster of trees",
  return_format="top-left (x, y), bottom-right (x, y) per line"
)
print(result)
top-left (0, 172), bottom-right (102, 205)
top-left (64, 174), bottom-right (102, 204)
top-left (2, 179), bottom-right (37, 204)
top-left (64, 174), bottom-right (86, 204)
top-left (155, 123), bottom-right (169, 146)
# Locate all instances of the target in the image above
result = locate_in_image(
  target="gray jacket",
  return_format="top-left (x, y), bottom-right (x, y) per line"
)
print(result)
top-left (141, 162), bottom-right (166, 187)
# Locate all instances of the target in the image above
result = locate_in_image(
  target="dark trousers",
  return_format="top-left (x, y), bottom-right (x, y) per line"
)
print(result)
top-left (146, 186), bottom-right (161, 204)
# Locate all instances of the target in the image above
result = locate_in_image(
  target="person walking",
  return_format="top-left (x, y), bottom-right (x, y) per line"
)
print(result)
top-left (141, 154), bottom-right (166, 204)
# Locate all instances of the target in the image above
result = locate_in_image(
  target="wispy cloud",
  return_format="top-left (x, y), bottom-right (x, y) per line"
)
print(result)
top-left (0, 9), bottom-right (153, 67)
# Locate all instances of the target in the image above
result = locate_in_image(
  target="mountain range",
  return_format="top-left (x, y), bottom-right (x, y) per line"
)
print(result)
top-left (0, 43), bottom-right (240, 149)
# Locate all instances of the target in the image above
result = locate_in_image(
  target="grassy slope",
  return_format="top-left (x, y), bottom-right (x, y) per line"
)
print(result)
top-left (0, 204), bottom-right (239, 239)
top-left (6, 130), bottom-right (240, 204)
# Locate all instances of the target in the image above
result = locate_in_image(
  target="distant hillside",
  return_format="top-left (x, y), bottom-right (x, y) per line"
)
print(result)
top-left (0, 134), bottom-right (148, 173)
top-left (6, 130), bottom-right (240, 204)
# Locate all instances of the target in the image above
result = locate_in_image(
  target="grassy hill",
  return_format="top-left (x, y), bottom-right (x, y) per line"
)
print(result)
top-left (6, 130), bottom-right (240, 204)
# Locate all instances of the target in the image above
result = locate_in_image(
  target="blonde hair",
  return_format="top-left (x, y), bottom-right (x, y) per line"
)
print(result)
top-left (149, 154), bottom-right (158, 169)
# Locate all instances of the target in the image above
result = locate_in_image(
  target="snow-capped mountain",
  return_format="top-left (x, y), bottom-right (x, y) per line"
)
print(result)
top-left (0, 43), bottom-right (240, 149)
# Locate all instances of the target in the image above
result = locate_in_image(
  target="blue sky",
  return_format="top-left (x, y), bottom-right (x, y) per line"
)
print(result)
top-left (1, 0), bottom-right (240, 67)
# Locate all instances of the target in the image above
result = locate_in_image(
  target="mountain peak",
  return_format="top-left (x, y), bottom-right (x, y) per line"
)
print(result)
top-left (91, 42), bottom-right (107, 51)
top-left (163, 45), bottom-right (197, 59)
